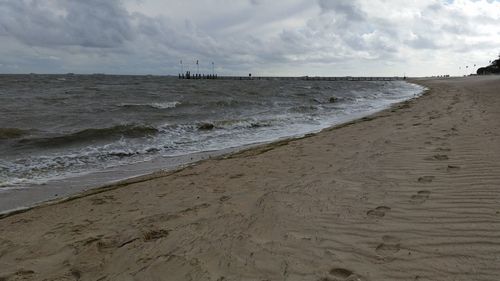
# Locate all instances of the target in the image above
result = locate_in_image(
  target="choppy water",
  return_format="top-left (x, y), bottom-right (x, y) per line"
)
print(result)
top-left (0, 74), bottom-right (424, 188)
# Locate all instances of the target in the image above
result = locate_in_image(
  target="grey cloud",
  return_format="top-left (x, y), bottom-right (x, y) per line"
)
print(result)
top-left (0, 0), bottom-right (498, 76)
top-left (0, 0), bottom-right (133, 48)
top-left (0, 0), bottom-right (404, 72)
top-left (317, 0), bottom-right (365, 21)
top-left (275, 0), bottom-right (395, 63)
top-left (405, 35), bottom-right (440, 50)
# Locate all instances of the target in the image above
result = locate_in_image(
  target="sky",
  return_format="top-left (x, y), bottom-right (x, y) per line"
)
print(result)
top-left (0, 0), bottom-right (499, 76)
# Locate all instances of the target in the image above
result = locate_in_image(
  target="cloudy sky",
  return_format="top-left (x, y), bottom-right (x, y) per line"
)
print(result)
top-left (0, 0), bottom-right (499, 76)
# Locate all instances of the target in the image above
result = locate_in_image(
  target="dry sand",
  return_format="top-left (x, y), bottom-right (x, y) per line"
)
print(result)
top-left (1, 76), bottom-right (499, 281)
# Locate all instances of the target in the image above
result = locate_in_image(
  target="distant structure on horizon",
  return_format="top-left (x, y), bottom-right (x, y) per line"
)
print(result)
top-left (175, 59), bottom-right (409, 81)
top-left (178, 71), bottom-right (218, 79)
top-left (477, 54), bottom-right (500, 75)
top-left (178, 59), bottom-right (217, 79)
top-left (177, 75), bottom-right (404, 81)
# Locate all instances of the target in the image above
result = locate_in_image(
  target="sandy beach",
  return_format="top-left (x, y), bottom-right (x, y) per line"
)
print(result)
top-left (1, 76), bottom-right (499, 281)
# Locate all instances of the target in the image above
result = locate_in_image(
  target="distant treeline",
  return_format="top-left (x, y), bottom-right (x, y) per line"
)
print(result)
top-left (477, 54), bottom-right (500, 75)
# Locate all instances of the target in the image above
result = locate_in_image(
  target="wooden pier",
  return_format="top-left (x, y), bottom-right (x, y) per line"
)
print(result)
top-left (218, 76), bottom-right (404, 81)
top-left (178, 74), bottom-right (404, 81)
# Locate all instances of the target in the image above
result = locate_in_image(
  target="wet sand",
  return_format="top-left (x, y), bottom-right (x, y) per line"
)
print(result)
top-left (1, 76), bottom-right (499, 281)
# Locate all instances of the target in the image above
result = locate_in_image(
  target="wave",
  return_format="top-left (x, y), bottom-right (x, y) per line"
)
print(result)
top-left (119, 100), bottom-right (259, 111)
top-left (0, 79), bottom-right (426, 190)
top-left (153, 119), bottom-right (274, 133)
top-left (196, 120), bottom-right (273, 131)
top-left (150, 102), bottom-right (180, 109)
top-left (208, 119), bottom-right (273, 130)
top-left (289, 105), bottom-right (319, 113)
top-left (0, 128), bottom-right (29, 140)
top-left (16, 125), bottom-right (159, 148)
top-left (213, 100), bottom-right (244, 107)
top-left (0, 143), bottom-right (159, 188)
top-left (118, 101), bottom-right (180, 109)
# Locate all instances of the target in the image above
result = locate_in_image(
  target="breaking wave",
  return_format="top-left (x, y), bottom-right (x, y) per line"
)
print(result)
top-left (16, 125), bottom-right (158, 148)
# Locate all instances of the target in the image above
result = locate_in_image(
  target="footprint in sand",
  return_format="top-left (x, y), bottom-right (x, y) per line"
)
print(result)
top-left (447, 165), bottom-right (461, 172)
top-left (142, 229), bottom-right (170, 242)
top-left (0, 269), bottom-right (35, 281)
top-left (329, 268), bottom-right (354, 279)
top-left (229, 173), bottom-right (244, 179)
top-left (425, 154), bottom-right (449, 161)
top-left (376, 243), bottom-right (401, 256)
top-left (180, 203), bottom-right (211, 215)
top-left (375, 236), bottom-right (401, 262)
top-left (367, 206), bottom-right (391, 218)
top-left (19, 269), bottom-right (35, 275)
top-left (417, 176), bottom-right (435, 183)
top-left (70, 268), bottom-right (81, 280)
top-left (382, 235), bottom-right (401, 244)
top-left (410, 190), bottom-right (431, 204)
top-left (320, 268), bottom-right (366, 281)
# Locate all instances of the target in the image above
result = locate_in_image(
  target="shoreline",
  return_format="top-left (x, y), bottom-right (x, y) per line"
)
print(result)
top-left (1, 76), bottom-right (499, 280)
top-left (0, 82), bottom-right (425, 217)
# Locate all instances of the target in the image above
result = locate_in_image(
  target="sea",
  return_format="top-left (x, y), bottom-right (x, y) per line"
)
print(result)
top-left (0, 74), bottom-right (425, 211)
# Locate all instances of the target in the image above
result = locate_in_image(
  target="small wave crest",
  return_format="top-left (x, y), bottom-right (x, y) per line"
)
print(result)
top-left (155, 119), bottom-right (274, 133)
top-left (0, 142), bottom-right (161, 188)
top-left (211, 119), bottom-right (274, 130)
top-left (16, 125), bottom-right (159, 148)
top-left (0, 128), bottom-right (29, 140)
top-left (119, 101), bottom-right (180, 109)
top-left (151, 102), bottom-right (180, 109)
top-left (289, 105), bottom-right (319, 113)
